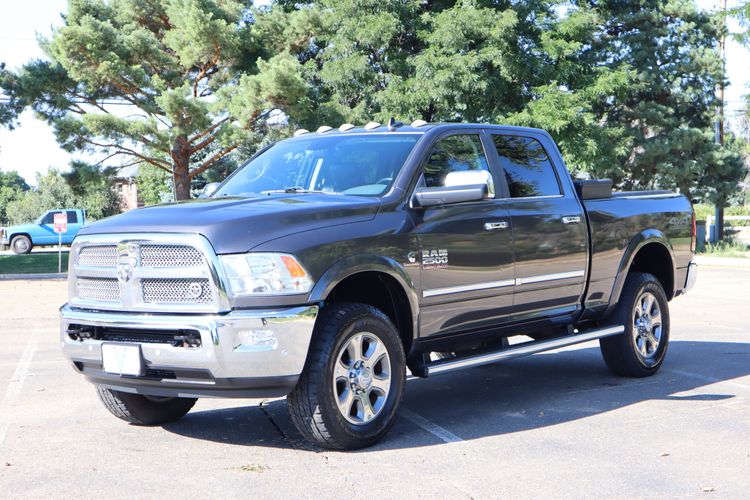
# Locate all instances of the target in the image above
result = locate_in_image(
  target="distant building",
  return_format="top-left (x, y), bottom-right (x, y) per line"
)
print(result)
top-left (113, 165), bottom-right (142, 211)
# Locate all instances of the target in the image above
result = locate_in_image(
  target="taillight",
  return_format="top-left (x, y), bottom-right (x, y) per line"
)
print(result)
top-left (690, 210), bottom-right (696, 253)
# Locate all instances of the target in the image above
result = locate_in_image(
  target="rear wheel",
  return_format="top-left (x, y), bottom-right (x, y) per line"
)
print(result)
top-left (287, 303), bottom-right (406, 450)
top-left (10, 235), bottom-right (32, 255)
top-left (96, 386), bottom-right (197, 425)
top-left (600, 272), bottom-right (670, 377)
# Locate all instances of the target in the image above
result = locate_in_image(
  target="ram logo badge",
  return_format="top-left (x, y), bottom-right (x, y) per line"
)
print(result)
top-left (422, 249), bottom-right (449, 268)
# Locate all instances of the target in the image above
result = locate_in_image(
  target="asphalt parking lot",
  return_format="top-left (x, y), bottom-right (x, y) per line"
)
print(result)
top-left (0, 267), bottom-right (748, 498)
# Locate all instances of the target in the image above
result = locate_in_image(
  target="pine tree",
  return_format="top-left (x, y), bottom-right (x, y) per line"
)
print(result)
top-left (0, 0), bottom-right (309, 200)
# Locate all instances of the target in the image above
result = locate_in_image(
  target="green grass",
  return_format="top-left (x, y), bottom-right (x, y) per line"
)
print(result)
top-left (699, 240), bottom-right (750, 259)
top-left (0, 253), bottom-right (69, 274)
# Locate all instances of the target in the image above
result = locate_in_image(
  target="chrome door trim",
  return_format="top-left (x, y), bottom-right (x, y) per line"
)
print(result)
top-left (515, 270), bottom-right (585, 286)
top-left (423, 279), bottom-right (515, 298)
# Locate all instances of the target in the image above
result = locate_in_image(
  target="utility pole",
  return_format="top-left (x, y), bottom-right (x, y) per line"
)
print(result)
top-left (714, 0), bottom-right (728, 242)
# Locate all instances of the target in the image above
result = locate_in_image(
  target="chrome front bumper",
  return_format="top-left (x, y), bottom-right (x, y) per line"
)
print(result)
top-left (60, 304), bottom-right (318, 398)
top-left (684, 261), bottom-right (697, 293)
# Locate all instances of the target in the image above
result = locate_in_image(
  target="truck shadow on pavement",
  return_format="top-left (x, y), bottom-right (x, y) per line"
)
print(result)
top-left (163, 340), bottom-right (750, 451)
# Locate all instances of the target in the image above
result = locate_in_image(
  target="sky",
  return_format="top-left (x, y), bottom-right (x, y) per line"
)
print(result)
top-left (0, 0), bottom-right (748, 186)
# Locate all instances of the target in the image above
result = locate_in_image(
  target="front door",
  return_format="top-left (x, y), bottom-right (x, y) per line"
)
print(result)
top-left (490, 134), bottom-right (587, 321)
top-left (413, 132), bottom-right (514, 338)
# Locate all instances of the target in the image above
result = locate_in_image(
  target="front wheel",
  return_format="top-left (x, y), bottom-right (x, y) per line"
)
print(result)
top-left (11, 235), bottom-right (32, 254)
top-left (600, 272), bottom-right (670, 377)
top-left (287, 303), bottom-right (406, 450)
top-left (96, 386), bottom-right (197, 425)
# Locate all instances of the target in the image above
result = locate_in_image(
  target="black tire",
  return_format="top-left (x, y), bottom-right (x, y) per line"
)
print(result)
top-left (600, 272), bottom-right (670, 377)
top-left (96, 386), bottom-right (197, 425)
top-left (287, 303), bottom-right (406, 450)
top-left (10, 235), bottom-right (32, 255)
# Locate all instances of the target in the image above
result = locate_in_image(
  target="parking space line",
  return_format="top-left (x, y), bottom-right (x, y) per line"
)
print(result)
top-left (400, 408), bottom-right (463, 444)
top-left (665, 369), bottom-right (750, 395)
top-left (0, 335), bottom-right (39, 447)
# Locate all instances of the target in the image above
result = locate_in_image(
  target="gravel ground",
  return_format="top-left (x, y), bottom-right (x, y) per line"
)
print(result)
top-left (0, 267), bottom-right (748, 498)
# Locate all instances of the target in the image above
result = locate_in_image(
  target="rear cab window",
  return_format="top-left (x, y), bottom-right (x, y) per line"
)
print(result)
top-left (492, 135), bottom-right (561, 198)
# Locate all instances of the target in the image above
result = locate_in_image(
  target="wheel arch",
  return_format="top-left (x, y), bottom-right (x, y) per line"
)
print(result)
top-left (308, 255), bottom-right (419, 354)
top-left (608, 230), bottom-right (675, 315)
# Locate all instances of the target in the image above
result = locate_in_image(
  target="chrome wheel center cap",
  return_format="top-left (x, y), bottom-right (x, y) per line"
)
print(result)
top-left (350, 365), bottom-right (372, 391)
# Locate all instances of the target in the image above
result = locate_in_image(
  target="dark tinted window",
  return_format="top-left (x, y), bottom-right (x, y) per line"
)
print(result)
top-left (40, 212), bottom-right (55, 224)
top-left (67, 211), bottom-right (78, 223)
top-left (423, 134), bottom-right (489, 188)
top-left (493, 136), bottom-right (560, 197)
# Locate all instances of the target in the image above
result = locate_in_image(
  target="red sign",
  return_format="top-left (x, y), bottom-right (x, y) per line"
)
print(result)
top-left (53, 212), bottom-right (68, 233)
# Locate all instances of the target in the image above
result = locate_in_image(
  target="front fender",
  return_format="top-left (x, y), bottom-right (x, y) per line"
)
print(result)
top-left (307, 254), bottom-right (420, 340)
top-left (607, 229), bottom-right (675, 314)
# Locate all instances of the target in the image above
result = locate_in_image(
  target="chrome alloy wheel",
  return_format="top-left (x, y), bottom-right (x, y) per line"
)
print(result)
top-left (632, 291), bottom-right (662, 360)
top-left (333, 332), bottom-right (392, 425)
top-left (14, 238), bottom-right (29, 252)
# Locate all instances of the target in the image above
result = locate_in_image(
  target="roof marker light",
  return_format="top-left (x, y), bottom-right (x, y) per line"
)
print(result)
top-left (364, 121), bottom-right (381, 130)
top-left (339, 123), bottom-right (355, 132)
top-left (316, 125), bottom-right (333, 134)
top-left (412, 119), bottom-right (428, 128)
top-left (294, 129), bottom-right (310, 136)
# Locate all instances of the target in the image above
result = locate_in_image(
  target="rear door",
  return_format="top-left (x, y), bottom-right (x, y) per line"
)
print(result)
top-left (413, 131), bottom-right (514, 338)
top-left (489, 133), bottom-right (587, 321)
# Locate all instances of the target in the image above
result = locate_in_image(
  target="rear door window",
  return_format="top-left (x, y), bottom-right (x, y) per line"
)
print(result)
top-left (492, 135), bottom-right (560, 198)
top-left (67, 211), bottom-right (79, 223)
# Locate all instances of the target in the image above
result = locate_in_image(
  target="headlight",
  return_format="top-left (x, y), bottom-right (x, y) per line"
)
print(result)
top-left (219, 253), bottom-right (314, 296)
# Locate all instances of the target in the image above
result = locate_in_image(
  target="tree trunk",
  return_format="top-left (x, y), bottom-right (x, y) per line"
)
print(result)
top-left (171, 135), bottom-right (191, 200)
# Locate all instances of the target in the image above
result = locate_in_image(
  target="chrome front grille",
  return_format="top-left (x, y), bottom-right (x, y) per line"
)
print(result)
top-left (69, 235), bottom-right (227, 313)
top-left (78, 245), bottom-right (118, 268)
top-left (77, 278), bottom-right (119, 302)
top-left (140, 245), bottom-right (204, 268)
top-left (142, 278), bottom-right (212, 304)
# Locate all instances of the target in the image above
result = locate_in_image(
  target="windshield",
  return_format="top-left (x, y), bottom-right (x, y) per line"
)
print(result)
top-left (215, 134), bottom-right (421, 197)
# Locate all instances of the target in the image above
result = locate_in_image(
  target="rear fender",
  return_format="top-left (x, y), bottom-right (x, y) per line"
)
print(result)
top-left (606, 229), bottom-right (675, 315)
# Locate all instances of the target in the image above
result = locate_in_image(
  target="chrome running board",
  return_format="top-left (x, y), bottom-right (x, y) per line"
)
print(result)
top-left (424, 325), bottom-right (625, 376)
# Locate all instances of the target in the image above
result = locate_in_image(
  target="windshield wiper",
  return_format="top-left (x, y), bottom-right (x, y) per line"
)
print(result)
top-left (261, 187), bottom-right (339, 195)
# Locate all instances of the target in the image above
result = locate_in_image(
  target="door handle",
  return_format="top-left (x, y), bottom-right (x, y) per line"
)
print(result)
top-left (561, 216), bottom-right (581, 224)
top-left (484, 221), bottom-right (508, 231)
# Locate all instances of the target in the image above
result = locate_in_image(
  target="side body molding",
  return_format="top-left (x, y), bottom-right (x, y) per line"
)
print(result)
top-left (307, 255), bottom-right (420, 341)
top-left (606, 229), bottom-right (675, 315)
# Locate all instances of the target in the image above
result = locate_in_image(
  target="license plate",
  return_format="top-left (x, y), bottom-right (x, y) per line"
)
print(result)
top-left (101, 343), bottom-right (143, 376)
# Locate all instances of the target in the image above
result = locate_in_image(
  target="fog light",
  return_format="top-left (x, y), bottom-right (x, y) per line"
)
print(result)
top-left (234, 329), bottom-right (278, 352)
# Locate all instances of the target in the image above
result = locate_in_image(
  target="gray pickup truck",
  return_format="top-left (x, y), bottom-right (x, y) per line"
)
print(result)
top-left (60, 122), bottom-right (696, 450)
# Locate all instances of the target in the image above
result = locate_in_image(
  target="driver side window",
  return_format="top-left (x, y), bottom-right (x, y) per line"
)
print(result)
top-left (40, 212), bottom-right (55, 224)
top-left (423, 134), bottom-right (490, 188)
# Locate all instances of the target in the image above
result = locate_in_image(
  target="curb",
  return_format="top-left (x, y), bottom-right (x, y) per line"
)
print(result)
top-left (0, 273), bottom-right (68, 281)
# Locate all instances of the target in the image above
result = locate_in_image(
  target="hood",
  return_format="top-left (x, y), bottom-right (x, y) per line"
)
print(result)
top-left (5, 223), bottom-right (42, 234)
top-left (78, 194), bottom-right (381, 254)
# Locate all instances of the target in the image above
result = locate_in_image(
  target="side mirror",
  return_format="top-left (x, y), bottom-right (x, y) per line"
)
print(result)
top-left (444, 170), bottom-right (495, 198)
top-left (412, 170), bottom-right (494, 208)
top-left (413, 184), bottom-right (488, 207)
top-left (199, 182), bottom-right (221, 198)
